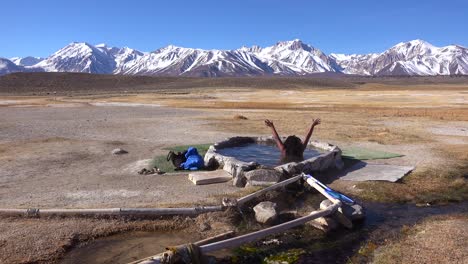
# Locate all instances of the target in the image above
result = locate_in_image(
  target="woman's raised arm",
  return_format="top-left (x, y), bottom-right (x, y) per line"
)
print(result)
top-left (303, 118), bottom-right (321, 150)
top-left (265, 119), bottom-right (285, 152)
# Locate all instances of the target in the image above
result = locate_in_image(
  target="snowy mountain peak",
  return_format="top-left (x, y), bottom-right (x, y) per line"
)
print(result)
top-left (238, 45), bottom-right (262, 53)
top-left (274, 39), bottom-right (312, 51)
top-left (0, 57), bottom-right (43, 75)
top-left (332, 40), bottom-right (468, 76)
top-left (330, 53), bottom-right (379, 61)
top-left (10, 56), bottom-right (44, 66)
top-left (56, 42), bottom-right (98, 57)
top-left (1, 39), bottom-right (467, 77)
top-left (330, 53), bottom-right (354, 61)
top-left (34, 42), bottom-right (115, 73)
top-left (153, 44), bottom-right (191, 54)
top-left (0, 58), bottom-right (21, 75)
top-left (398, 39), bottom-right (432, 46)
top-left (389, 39), bottom-right (437, 57)
top-left (68, 42), bottom-right (94, 48)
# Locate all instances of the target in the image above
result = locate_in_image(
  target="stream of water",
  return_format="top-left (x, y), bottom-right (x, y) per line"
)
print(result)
top-left (60, 231), bottom-right (202, 264)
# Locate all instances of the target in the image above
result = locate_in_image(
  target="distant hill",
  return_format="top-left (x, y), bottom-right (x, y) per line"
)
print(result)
top-left (1, 72), bottom-right (467, 95)
top-left (0, 72), bottom-right (356, 94)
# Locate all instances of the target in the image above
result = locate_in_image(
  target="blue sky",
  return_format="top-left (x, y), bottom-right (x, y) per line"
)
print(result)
top-left (2, 0), bottom-right (468, 58)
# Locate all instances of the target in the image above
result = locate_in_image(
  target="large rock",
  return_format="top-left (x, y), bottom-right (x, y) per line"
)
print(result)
top-left (253, 201), bottom-right (278, 224)
top-left (301, 157), bottom-right (321, 172)
top-left (319, 199), bottom-right (334, 210)
top-left (275, 162), bottom-right (304, 176)
top-left (307, 216), bottom-right (338, 232)
top-left (332, 147), bottom-right (345, 170)
top-left (321, 199), bottom-right (365, 221)
top-left (232, 172), bottom-right (247, 187)
top-left (275, 148), bottom-right (343, 176)
top-left (223, 159), bottom-right (257, 187)
top-left (319, 199), bottom-right (353, 229)
top-left (245, 169), bottom-right (282, 187)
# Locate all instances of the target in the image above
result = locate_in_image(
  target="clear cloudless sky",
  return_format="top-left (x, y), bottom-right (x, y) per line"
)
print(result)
top-left (2, 0), bottom-right (468, 58)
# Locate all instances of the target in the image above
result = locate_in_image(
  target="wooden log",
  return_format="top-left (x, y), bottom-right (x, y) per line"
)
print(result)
top-left (237, 175), bottom-right (302, 206)
top-left (303, 175), bottom-right (340, 203)
top-left (0, 209), bottom-right (29, 216)
top-left (193, 230), bottom-right (236, 246)
top-left (120, 206), bottom-right (224, 216)
top-left (129, 231), bottom-right (236, 264)
top-left (0, 206), bottom-right (224, 218)
top-left (40, 208), bottom-right (121, 216)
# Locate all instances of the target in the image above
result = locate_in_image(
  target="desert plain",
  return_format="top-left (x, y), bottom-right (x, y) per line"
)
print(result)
top-left (0, 73), bottom-right (466, 263)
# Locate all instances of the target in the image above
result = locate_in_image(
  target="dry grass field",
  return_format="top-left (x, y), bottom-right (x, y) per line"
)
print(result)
top-left (372, 214), bottom-right (468, 264)
top-left (0, 74), bottom-right (467, 263)
top-left (50, 82), bottom-right (466, 204)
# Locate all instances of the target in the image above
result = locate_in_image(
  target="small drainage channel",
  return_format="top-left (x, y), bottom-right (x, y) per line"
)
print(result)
top-left (60, 231), bottom-right (202, 264)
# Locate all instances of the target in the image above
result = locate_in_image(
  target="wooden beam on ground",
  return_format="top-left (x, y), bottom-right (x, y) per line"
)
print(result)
top-left (236, 175), bottom-right (302, 206)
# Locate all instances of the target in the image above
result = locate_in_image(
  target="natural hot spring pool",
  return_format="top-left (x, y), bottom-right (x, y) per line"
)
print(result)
top-left (217, 143), bottom-right (323, 167)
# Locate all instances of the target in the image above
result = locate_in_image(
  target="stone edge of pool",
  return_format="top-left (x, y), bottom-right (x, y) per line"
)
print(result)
top-left (204, 136), bottom-right (344, 187)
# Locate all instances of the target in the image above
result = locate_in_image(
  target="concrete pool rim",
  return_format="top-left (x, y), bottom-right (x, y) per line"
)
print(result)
top-left (204, 136), bottom-right (344, 187)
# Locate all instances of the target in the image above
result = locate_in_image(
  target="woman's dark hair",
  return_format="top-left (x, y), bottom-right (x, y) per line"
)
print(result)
top-left (283, 135), bottom-right (304, 157)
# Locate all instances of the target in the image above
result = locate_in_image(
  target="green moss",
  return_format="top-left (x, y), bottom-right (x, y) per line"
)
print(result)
top-left (263, 249), bottom-right (305, 264)
top-left (149, 143), bottom-right (212, 173)
top-left (237, 245), bottom-right (261, 254)
top-left (231, 243), bottom-right (275, 263)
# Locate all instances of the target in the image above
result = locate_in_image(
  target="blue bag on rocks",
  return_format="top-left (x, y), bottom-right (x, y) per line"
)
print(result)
top-left (181, 147), bottom-right (204, 170)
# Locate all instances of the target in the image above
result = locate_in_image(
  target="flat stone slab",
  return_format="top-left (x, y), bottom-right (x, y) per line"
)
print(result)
top-left (188, 170), bottom-right (232, 185)
top-left (338, 162), bottom-right (414, 182)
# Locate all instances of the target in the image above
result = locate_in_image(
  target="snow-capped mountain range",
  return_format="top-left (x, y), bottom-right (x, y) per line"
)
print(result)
top-left (1, 39), bottom-right (467, 76)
